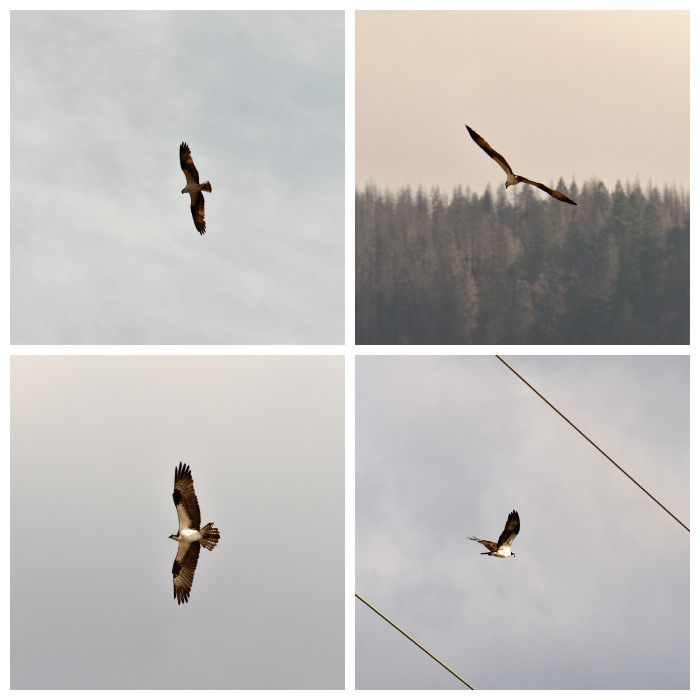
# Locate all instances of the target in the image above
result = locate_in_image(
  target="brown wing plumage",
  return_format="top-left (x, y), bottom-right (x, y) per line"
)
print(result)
top-left (173, 462), bottom-right (201, 531)
top-left (172, 541), bottom-right (201, 605)
top-left (465, 124), bottom-right (515, 177)
top-left (468, 537), bottom-right (498, 552)
top-left (497, 510), bottom-right (520, 548)
top-left (190, 191), bottom-right (207, 235)
top-left (518, 177), bottom-right (577, 205)
top-left (180, 142), bottom-right (200, 185)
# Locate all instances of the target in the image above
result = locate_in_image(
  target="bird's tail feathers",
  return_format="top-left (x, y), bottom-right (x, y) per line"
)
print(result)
top-left (201, 181), bottom-right (212, 193)
top-left (199, 522), bottom-right (220, 550)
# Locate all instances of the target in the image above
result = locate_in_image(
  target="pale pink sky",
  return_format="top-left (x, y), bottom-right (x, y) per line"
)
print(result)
top-left (356, 11), bottom-right (689, 194)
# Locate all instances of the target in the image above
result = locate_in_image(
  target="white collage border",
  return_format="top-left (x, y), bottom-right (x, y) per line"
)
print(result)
top-left (4, 5), bottom-right (696, 699)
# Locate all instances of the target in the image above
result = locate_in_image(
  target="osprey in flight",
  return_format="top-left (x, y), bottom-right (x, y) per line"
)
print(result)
top-left (465, 125), bottom-right (577, 205)
top-left (180, 142), bottom-right (212, 234)
top-left (169, 462), bottom-right (220, 604)
top-left (468, 510), bottom-right (520, 558)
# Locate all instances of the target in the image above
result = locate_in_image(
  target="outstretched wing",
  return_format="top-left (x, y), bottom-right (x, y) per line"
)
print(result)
top-left (497, 510), bottom-right (520, 548)
top-left (519, 177), bottom-right (577, 205)
top-left (465, 125), bottom-right (515, 177)
top-left (172, 540), bottom-right (200, 605)
top-left (190, 191), bottom-right (206, 234)
top-left (468, 536), bottom-right (498, 552)
top-left (180, 142), bottom-right (200, 186)
top-left (173, 462), bottom-right (201, 531)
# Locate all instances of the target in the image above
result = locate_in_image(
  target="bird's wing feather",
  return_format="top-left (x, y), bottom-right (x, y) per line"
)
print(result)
top-left (191, 192), bottom-right (206, 235)
top-left (466, 125), bottom-right (515, 177)
top-left (468, 536), bottom-right (498, 552)
top-left (173, 463), bottom-right (201, 530)
top-left (172, 541), bottom-right (201, 605)
top-left (497, 511), bottom-right (520, 548)
top-left (518, 177), bottom-right (577, 205)
top-left (180, 142), bottom-right (200, 185)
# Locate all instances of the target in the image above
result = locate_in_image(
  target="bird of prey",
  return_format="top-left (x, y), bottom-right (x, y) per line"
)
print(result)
top-left (468, 510), bottom-right (520, 557)
top-left (180, 142), bottom-right (212, 234)
top-left (169, 462), bottom-right (220, 604)
top-left (465, 125), bottom-right (577, 205)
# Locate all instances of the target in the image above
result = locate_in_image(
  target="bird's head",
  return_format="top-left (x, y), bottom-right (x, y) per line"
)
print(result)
top-left (504, 183), bottom-right (510, 189)
top-left (169, 533), bottom-right (177, 540)
top-left (181, 187), bottom-right (187, 195)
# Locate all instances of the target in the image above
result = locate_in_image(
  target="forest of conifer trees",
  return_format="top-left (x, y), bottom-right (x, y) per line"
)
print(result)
top-left (356, 179), bottom-right (689, 344)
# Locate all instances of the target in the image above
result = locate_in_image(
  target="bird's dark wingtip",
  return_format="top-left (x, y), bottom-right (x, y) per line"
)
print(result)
top-left (465, 125), bottom-right (479, 142)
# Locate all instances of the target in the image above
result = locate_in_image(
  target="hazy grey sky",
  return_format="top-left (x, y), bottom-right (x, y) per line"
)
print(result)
top-left (356, 355), bottom-right (689, 690)
top-left (356, 11), bottom-right (689, 195)
top-left (11, 355), bottom-right (344, 689)
top-left (11, 11), bottom-right (344, 344)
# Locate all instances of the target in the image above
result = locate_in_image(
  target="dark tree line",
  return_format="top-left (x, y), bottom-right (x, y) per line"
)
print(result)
top-left (356, 179), bottom-right (689, 344)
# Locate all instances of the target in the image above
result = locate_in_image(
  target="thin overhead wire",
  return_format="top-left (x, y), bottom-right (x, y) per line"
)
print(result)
top-left (355, 593), bottom-right (475, 690)
top-left (495, 355), bottom-right (689, 533)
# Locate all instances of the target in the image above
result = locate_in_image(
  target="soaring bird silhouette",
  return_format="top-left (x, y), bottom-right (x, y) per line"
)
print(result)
top-left (169, 463), bottom-right (220, 604)
top-left (180, 142), bottom-right (213, 234)
top-left (465, 125), bottom-right (576, 205)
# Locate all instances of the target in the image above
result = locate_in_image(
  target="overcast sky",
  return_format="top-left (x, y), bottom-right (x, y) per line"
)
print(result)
top-left (11, 355), bottom-right (344, 689)
top-left (11, 11), bottom-right (344, 344)
top-left (356, 355), bottom-right (689, 690)
top-left (356, 11), bottom-right (689, 197)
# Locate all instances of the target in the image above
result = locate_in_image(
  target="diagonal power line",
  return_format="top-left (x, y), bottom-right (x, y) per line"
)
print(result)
top-left (496, 355), bottom-right (689, 532)
top-left (355, 593), bottom-right (475, 690)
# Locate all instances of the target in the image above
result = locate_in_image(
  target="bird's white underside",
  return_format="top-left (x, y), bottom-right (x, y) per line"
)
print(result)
top-left (173, 528), bottom-right (202, 543)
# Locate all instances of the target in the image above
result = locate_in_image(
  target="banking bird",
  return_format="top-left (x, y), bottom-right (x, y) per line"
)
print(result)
top-left (465, 125), bottom-right (576, 205)
top-left (468, 510), bottom-right (520, 558)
